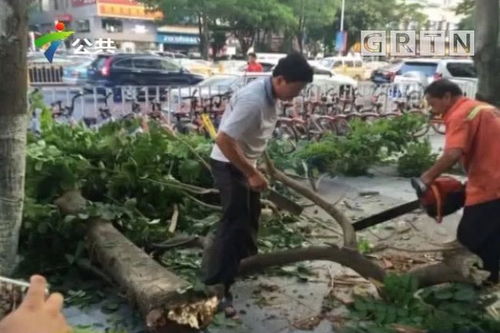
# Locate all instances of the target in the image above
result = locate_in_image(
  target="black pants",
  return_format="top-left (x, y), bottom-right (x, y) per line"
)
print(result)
top-left (201, 159), bottom-right (261, 288)
top-left (457, 198), bottom-right (500, 283)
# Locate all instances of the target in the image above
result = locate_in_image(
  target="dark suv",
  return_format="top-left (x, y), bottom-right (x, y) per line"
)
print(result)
top-left (87, 53), bottom-right (204, 88)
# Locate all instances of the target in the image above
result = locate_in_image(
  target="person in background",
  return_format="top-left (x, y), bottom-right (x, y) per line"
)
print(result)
top-left (246, 52), bottom-right (264, 72)
top-left (202, 53), bottom-right (313, 317)
top-left (0, 275), bottom-right (70, 333)
top-left (420, 79), bottom-right (500, 284)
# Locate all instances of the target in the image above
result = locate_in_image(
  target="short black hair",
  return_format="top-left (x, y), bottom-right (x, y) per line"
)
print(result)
top-left (248, 52), bottom-right (257, 58)
top-left (272, 52), bottom-right (313, 83)
top-left (424, 79), bottom-right (463, 98)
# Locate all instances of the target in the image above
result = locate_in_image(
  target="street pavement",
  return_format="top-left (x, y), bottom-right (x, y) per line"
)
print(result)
top-left (62, 135), bottom-right (470, 333)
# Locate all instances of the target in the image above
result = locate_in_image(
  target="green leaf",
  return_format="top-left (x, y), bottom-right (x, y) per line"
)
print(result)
top-left (64, 215), bottom-right (76, 223)
top-left (453, 287), bottom-right (476, 302)
top-left (65, 254), bottom-right (75, 265)
top-left (101, 300), bottom-right (121, 313)
top-left (34, 161), bottom-right (43, 171)
top-left (434, 290), bottom-right (454, 300)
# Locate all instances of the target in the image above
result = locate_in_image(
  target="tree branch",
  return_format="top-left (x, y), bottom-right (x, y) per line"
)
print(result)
top-left (239, 245), bottom-right (386, 282)
top-left (263, 152), bottom-right (357, 248)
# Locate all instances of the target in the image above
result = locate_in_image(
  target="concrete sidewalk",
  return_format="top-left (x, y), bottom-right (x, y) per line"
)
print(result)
top-left (65, 134), bottom-right (467, 333)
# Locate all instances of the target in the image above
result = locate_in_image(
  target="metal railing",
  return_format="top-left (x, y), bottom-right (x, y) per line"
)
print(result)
top-left (28, 64), bottom-right (64, 85)
top-left (28, 80), bottom-right (481, 124)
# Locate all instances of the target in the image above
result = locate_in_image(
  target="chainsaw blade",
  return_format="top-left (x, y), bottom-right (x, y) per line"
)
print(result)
top-left (352, 200), bottom-right (421, 231)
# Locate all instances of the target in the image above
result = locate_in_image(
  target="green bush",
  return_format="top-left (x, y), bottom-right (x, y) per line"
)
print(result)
top-left (343, 274), bottom-right (500, 333)
top-left (290, 114), bottom-right (428, 177)
top-left (397, 140), bottom-right (437, 177)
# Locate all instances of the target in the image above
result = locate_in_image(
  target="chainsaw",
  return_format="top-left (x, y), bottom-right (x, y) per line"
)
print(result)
top-left (352, 177), bottom-right (465, 231)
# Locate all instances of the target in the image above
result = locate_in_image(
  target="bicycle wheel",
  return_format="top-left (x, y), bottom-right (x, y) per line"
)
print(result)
top-left (273, 124), bottom-right (298, 153)
top-left (412, 122), bottom-right (431, 138)
top-left (334, 118), bottom-right (351, 136)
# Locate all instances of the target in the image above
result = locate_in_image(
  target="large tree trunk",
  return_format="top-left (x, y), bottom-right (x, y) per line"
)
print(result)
top-left (474, 0), bottom-right (500, 107)
top-left (86, 220), bottom-right (218, 332)
top-left (0, 0), bottom-right (28, 275)
top-left (87, 220), bottom-right (190, 316)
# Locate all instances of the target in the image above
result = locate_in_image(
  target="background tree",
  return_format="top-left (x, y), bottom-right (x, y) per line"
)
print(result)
top-left (280, 0), bottom-right (339, 54)
top-left (218, 0), bottom-right (296, 55)
top-left (210, 29), bottom-right (227, 59)
top-left (140, 0), bottom-right (220, 59)
top-left (455, 0), bottom-right (475, 29)
top-left (332, 0), bottom-right (426, 53)
top-left (0, 0), bottom-right (28, 274)
top-left (474, 0), bottom-right (500, 106)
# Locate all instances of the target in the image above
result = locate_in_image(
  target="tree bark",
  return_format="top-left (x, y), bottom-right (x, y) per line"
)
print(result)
top-left (201, 14), bottom-right (210, 60)
top-left (197, 12), bottom-right (210, 60)
top-left (240, 245), bottom-right (386, 282)
top-left (236, 30), bottom-right (255, 56)
top-left (0, 0), bottom-right (28, 275)
top-left (87, 220), bottom-right (191, 316)
top-left (474, 0), bottom-right (500, 107)
top-left (263, 153), bottom-right (357, 248)
top-left (86, 220), bottom-right (219, 331)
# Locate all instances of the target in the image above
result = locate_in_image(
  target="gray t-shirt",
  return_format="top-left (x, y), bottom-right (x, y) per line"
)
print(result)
top-left (211, 77), bottom-right (277, 164)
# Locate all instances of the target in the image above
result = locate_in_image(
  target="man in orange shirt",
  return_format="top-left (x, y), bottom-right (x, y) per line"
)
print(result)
top-left (420, 79), bottom-right (500, 283)
top-left (246, 52), bottom-right (264, 72)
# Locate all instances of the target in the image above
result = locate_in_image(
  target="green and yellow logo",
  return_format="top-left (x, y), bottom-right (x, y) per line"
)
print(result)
top-left (35, 22), bottom-right (74, 63)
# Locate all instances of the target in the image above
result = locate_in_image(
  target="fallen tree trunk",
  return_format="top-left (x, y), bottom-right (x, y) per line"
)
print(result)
top-left (86, 220), bottom-right (189, 313)
top-left (86, 219), bottom-right (217, 331)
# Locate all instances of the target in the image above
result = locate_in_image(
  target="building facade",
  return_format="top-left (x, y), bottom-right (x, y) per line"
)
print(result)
top-left (404, 0), bottom-right (465, 31)
top-left (156, 25), bottom-right (200, 54)
top-left (29, 0), bottom-right (163, 52)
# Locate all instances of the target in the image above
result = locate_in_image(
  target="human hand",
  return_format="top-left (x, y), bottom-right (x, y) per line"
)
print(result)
top-left (247, 170), bottom-right (268, 192)
top-left (0, 275), bottom-right (70, 333)
top-left (420, 173), bottom-right (434, 187)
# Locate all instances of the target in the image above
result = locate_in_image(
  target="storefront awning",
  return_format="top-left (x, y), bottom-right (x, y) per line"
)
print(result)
top-left (157, 33), bottom-right (200, 45)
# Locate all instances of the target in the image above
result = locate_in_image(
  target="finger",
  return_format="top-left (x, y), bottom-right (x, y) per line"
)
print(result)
top-left (22, 275), bottom-right (47, 310)
top-left (45, 292), bottom-right (64, 315)
top-left (54, 313), bottom-right (72, 333)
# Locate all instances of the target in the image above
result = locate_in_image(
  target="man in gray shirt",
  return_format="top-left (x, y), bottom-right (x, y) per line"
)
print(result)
top-left (202, 53), bottom-right (313, 316)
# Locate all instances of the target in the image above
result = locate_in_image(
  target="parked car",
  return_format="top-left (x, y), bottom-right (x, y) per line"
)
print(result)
top-left (147, 50), bottom-right (188, 59)
top-left (393, 58), bottom-right (477, 86)
top-left (236, 61), bottom-right (276, 73)
top-left (86, 53), bottom-right (204, 88)
top-left (167, 73), bottom-right (270, 113)
top-left (63, 59), bottom-right (93, 85)
top-left (363, 60), bottom-right (389, 81)
top-left (370, 61), bottom-right (403, 84)
top-left (318, 56), bottom-right (367, 80)
top-left (434, 59), bottom-right (477, 80)
top-left (175, 59), bottom-right (218, 77)
top-left (309, 64), bottom-right (358, 87)
top-left (167, 71), bottom-right (357, 114)
top-left (216, 60), bottom-right (248, 74)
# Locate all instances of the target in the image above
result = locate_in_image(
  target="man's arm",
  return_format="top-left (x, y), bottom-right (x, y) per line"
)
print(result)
top-left (216, 132), bottom-right (268, 191)
top-left (421, 148), bottom-right (462, 185)
top-left (216, 132), bottom-right (256, 177)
